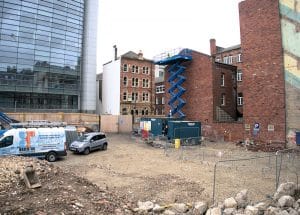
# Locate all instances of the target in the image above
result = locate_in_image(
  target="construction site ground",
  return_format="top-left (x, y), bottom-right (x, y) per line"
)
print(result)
top-left (57, 134), bottom-right (296, 204)
top-left (1, 134), bottom-right (299, 214)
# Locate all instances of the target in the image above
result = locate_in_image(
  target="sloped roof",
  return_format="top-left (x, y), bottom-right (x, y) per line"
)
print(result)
top-left (216, 44), bottom-right (241, 53)
top-left (121, 51), bottom-right (153, 62)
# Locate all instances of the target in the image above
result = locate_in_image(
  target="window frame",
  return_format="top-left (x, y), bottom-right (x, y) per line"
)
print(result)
top-left (221, 73), bottom-right (225, 86)
top-left (237, 93), bottom-right (243, 106)
top-left (123, 92), bottom-right (127, 101)
top-left (221, 93), bottom-right (226, 106)
top-left (237, 70), bottom-right (242, 82)
top-left (123, 76), bottom-right (127, 86)
top-left (0, 135), bottom-right (13, 148)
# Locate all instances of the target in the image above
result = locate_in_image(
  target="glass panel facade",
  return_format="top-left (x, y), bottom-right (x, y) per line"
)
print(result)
top-left (0, 0), bottom-right (84, 111)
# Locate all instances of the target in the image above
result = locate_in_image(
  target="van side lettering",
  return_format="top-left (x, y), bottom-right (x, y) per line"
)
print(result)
top-left (19, 147), bottom-right (35, 152)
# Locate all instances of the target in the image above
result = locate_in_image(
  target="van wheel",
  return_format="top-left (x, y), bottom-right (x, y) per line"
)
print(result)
top-left (46, 152), bottom-right (57, 162)
top-left (102, 143), bottom-right (107, 151)
top-left (83, 148), bottom-right (90, 155)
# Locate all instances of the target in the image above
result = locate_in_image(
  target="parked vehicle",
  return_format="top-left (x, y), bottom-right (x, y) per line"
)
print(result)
top-left (69, 132), bottom-right (107, 155)
top-left (0, 127), bottom-right (67, 162)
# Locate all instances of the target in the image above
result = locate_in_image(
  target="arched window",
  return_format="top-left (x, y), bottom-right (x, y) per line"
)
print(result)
top-left (123, 77), bottom-right (127, 86)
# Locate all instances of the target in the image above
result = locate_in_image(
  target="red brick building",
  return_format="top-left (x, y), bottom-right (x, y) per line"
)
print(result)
top-left (120, 51), bottom-right (155, 118)
top-left (162, 0), bottom-right (287, 147)
top-left (154, 75), bottom-right (165, 115)
top-left (164, 51), bottom-right (237, 123)
top-left (210, 39), bottom-right (243, 120)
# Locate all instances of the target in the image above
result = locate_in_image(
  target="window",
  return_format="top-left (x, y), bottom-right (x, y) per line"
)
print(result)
top-left (162, 97), bottom-right (165, 104)
top-left (237, 93), bottom-right (243, 106)
top-left (135, 109), bottom-right (138, 115)
top-left (131, 78), bottom-right (138, 87)
top-left (145, 109), bottom-right (149, 115)
top-left (132, 92), bottom-right (138, 102)
top-left (123, 76), bottom-right (127, 86)
top-left (0, 136), bottom-right (13, 148)
top-left (228, 56), bottom-right (233, 64)
top-left (221, 73), bottom-right (225, 86)
top-left (215, 58), bottom-right (221, 62)
top-left (156, 85), bottom-right (165, 93)
top-left (237, 53), bottom-right (242, 63)
top-left (223, 56), bottom-right (228, 64)
top-left (142, 92), bottom-right (149, 102)
top-left (237, 70), bottom-right (242, 82)
top-left (131, 65), bottom-right (135, 73)
top-left (142, 66), bottom-right (146, 74)
top-left (221, 94), bottom-right (226, 106)
top-left (142, 79), bottom-right (149, 88)
top-left (122, 108), bottom-right (127, 115)
top-left (135, 66), bottom-right (139, 73)
top-left (145, 67), bottom-right (149, 75)
top-left (123, 92), bottom-right (127, 101)
top-left (123, 64), bottom-right (128, 72)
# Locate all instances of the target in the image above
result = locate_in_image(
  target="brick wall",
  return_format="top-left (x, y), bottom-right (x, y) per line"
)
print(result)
top-left (239, 0), bottom-right (285, 144)
top-left (213, 63), bottom-right (237, 121)
top-left (120, 58), bottom-right (155, 116)
top-left (154, 81), bottom-right (165, 115)
top-left (165, 51), bottom-right (214, 120)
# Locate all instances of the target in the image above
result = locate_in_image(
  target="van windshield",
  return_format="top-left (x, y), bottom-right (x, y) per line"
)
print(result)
top-left (77, 135), bottom-right (89, 142)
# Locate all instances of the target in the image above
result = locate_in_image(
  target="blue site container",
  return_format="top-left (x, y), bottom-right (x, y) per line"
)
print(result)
top-left (167, 120), bottom-right (201, 144)
top-left (140, 117), bottom-right (178, 137)
top-left (296, 132), bottom-right (300, 146)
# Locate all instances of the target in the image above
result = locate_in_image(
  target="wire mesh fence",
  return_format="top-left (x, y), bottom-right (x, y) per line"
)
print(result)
top-left (161, 140), bottom-right (300, 204)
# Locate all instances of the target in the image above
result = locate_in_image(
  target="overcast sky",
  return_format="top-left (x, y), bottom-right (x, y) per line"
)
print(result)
top-left (98, 0), bottom-right (243, 73)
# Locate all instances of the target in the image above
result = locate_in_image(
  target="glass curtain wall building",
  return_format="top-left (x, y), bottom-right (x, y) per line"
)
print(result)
top-left (0, 0), bottom-right (96, 112)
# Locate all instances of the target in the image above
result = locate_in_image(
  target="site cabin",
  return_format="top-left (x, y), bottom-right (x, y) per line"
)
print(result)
top-left (0, 127), bottom-right (67, 162)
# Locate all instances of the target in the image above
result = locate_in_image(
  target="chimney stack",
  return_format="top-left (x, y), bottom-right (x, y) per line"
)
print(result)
top-left (138, 50), bottom-right (143, 60)
top-left (210, 39), bottom-right (216, 56)
top-left (113, 45), bottom-right (117, 61)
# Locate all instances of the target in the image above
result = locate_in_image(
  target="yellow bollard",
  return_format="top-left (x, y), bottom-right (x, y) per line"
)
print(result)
top-left (175, 139), bottom-right (180, 149)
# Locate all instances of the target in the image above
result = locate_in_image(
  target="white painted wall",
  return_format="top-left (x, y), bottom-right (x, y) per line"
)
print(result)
top-left (81, 0), bottom-right (99, 113)
top-left (102, 59), bottom-right (121, 115)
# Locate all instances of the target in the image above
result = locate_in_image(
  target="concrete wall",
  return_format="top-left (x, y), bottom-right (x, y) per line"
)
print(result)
top-left (279, 0), bottom-right (300, 147)
top-left (81, 0), bottom-right (99, 113)
top-left (239, 0), bottom-right (286, 144)
top-left (7, 112), bottom-right (100, 130)
top-left (102, 59), bottom-right (121, 115)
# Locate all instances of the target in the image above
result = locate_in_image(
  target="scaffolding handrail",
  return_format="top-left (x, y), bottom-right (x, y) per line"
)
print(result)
top-left (10, 120), bottom-right (67, 128)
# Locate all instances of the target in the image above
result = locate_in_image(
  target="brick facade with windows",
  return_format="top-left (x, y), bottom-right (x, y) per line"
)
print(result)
top-left (213, 62), bottom-right (237, 122)
top-left (162, 0), bottom-right (286, 145)
top-left (155, 76), bottom-right (165, 115)
top-left (120, 51), bottom-right (155, 118)
top-left (210, 39), bottom-right (243, 119)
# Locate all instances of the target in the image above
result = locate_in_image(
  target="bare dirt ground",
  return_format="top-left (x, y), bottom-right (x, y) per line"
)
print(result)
top-left (56, 134), bottom-right (299, 205)
top-left (1, 134), bottom-right (298, 214)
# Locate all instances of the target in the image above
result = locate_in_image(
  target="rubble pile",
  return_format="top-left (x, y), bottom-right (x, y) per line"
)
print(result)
top-left (0, 156), bottom-right (134, 214)
top-left (134, 182), bottom-right (300, 214)
top-left (0, 156), bottom-right (299, 214)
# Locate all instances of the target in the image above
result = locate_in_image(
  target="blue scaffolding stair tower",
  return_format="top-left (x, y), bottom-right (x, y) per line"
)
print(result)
top-left (155, 49), bottom-right (192, 118)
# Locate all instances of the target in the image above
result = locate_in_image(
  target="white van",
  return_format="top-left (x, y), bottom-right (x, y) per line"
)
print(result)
top-left (0, 127), bottom-right (67, 162)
